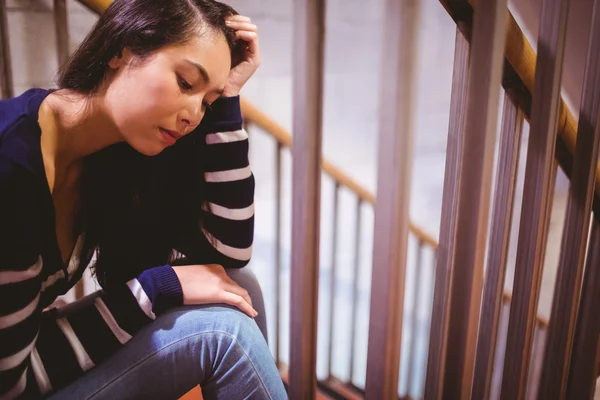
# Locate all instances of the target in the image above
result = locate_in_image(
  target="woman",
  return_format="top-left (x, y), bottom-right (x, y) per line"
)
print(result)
top-left (0, 0), bottom-right (287, 398)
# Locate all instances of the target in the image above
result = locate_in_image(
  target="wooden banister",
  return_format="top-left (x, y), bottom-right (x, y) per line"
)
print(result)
top-left (502, 291), bottom-right (548, 328)
top-left (240, 98), bottom-right (439, 250)
top-left (77, 0), bottom-right (111, 14)
top-left (241, 83), bottom-right (556, 333)
top-left (440, 0), bottom-right (600, 201)
top-left (503, 11), bottom-right (600, 198)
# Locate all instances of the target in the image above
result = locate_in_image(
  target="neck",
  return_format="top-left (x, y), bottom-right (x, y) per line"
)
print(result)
top-left (40, 89), bottom-right (123, 192)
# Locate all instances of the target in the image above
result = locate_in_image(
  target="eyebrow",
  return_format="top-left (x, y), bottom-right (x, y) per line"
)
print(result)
top-left (185, 60), bottom-right (224, 95)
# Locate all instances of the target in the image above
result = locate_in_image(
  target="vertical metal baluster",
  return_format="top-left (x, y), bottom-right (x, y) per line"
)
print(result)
top-left (275, 141), bottom-right (282, 367)
top-left (420, 247), bottom-right (437, 398)
top-left (526, 321), bottom-right (545, 399)
top-left (490, 299), bottom-right (511, 400)
top-left (327, 182), bottom-right (340, 378)
top-left (406, 240), bottom-right (424, 398)
top-left (348, 198), bottom-right (362, 383)
top-left (0, 0), bottom-right (13, 99)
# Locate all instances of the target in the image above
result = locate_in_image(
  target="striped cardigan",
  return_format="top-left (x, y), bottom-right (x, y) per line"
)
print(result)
top-left (0, 89), bottom-right (255, 399)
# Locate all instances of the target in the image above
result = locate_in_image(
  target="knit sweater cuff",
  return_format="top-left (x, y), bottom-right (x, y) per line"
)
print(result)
top-left (201, 95), bottom-right (243, 132)
top-left (136, 265), bottom-right (183, 314)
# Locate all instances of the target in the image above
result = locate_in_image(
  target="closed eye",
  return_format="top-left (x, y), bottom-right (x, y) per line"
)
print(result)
top-left (177, 75), bottom-right (193, 91)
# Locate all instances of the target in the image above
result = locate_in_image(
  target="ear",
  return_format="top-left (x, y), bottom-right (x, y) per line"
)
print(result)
top-left (108, 47), bottom-right (133, 69)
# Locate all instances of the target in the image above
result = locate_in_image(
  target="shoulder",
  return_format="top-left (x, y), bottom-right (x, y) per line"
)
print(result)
top-left (0, 89), bottom-right (52, 179)
top-left (0, 90), bottom-right (52, 265)
top-left (0, 88), bottom-right (51, 136)
top-left (0, 89), bottom-right (50, 220)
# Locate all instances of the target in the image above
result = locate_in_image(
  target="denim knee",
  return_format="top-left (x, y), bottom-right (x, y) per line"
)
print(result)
top-left (158, 305), bottom-right (265, 353)
top-left (175, 305), bottom-right (256, 332)
top-left (160, 305), bottom-right (285, 398)
top-left (47, 305), bottom-right (285, 400)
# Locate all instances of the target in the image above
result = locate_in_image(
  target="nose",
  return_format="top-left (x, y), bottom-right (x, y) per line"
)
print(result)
top-left (180, 117), bottom-right (196, 135)
top-left (179, 100), bottom-right (204, 134)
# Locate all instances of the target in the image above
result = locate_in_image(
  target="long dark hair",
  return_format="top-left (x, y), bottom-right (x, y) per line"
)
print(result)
top-left (58, 0), bottom-right (241, 288)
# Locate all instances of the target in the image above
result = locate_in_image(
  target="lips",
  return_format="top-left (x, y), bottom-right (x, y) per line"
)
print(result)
top-left (159, 127), bottom-right (182, 145)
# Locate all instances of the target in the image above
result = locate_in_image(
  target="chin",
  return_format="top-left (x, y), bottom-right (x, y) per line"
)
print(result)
top-left (142, 145), bottom-right (167, 157)
top-left (128, 140), bottom-right (167, 157)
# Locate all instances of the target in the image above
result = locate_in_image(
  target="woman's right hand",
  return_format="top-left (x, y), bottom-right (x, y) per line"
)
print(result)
top-left (172, 264), bottom-right (258, 318)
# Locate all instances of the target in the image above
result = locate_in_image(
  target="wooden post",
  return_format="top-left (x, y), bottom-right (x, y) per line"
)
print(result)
top-left (364, 0), bottom-right (420, 398)
top-left (471, 93), bottom-right (524, 400)
top-left (289, 0), bottom-right (326, 398)
top-left (500, 1), bottom-right (570, 398)
top-left (327, 182), bottom-right (340, 378)
top-left (424, 27), bottom-right (469, 400)
top-left (0, 0), bottom-right (13, 99)
top-left (566, 221), bottom-right (600, 399)
top-left (540, 0), bottom-right (600, 395)
top-left (441, 0), bottom-right (507, 398)
top-left (54, 0), bottom-right (69, 66)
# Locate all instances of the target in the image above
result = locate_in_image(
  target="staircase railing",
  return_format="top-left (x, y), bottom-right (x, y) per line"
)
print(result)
top-left (428, 1), bottom-right (600, 399)
top-left (240, 97), bottom-right (552, 399)
top-left (439, 1), bottom-right (600, 218)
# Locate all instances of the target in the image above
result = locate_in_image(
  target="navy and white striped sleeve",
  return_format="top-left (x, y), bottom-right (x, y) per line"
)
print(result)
top-left (27, 265), bottom-right (181, 397)
top-left (0, 154), bottom-right (45, 399)
top-left (176, 96), bottom-right (255, 268)
top-left (1, 261), bottom-right (181, 398)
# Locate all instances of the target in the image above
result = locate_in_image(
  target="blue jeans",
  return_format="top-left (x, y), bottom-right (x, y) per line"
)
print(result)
top-left (48, 269), bottom-right (287, 400)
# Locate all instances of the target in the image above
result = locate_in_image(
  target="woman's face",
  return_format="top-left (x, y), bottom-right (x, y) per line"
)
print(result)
top-left (105, 30), bottom-right (231, 156)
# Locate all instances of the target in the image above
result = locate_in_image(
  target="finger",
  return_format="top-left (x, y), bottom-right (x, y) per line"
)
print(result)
top-left (220, 290), bottom-right (258, 317)
top-left (234, 31), bottom-right (258, 41)
top-left (227, 15), bottom-right (252, 23)
top-left (235, 31), bottom-right (260, 58)
top-left (226, 21), bottom-right (258, 33)
top-left (224, 281), bottom-right (253, 308)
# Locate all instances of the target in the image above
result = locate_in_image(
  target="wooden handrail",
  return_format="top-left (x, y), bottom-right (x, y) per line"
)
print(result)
top-left (77, 0), bottom-right (111, 14)
top-left (502, 291), bottom-right (549, 329)
top-left (240, 98), bottom-right (439, 249)
top-left (439, 0), bottom-right (600, 201)
top-left (503, 10), bottom-right (600, 199)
